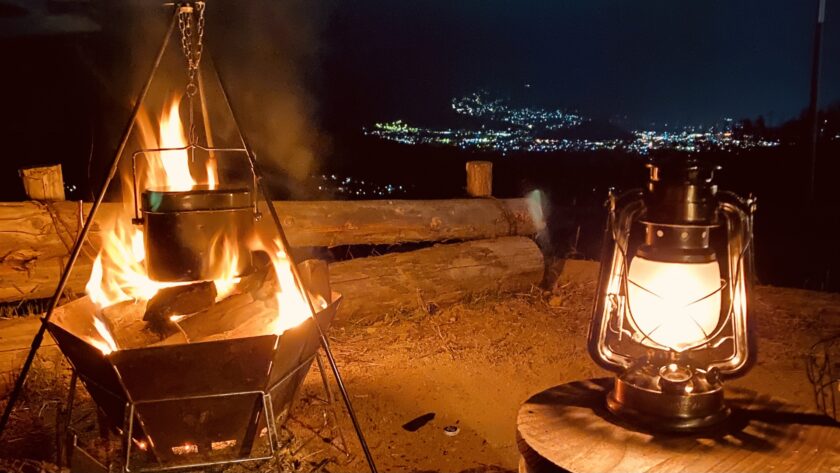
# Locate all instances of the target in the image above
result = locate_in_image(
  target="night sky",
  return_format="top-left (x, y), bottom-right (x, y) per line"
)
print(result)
top-left (323, 0), bottom-right (840, 129)
top-left (3, 0), bottom-right (839, 175)
top-left (1, 0), bottom-right (839, 290)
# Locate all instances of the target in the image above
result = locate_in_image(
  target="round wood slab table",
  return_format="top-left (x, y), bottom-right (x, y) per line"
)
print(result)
top-left (516, 378), bottom-right (840, 473)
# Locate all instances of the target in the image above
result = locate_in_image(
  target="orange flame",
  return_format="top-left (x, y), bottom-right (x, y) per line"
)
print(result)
top-left (206, 157), bottom-right (218, 190)
top-left (91, 316), bottom-right (118, 355)
top-left (84, 96), bottom-right (234, 353)
top-left (250, 237), bottom-right (327, 335)
top-left (147, 97), bottom-right (195, 191)
top-left (209, 233), bottom-right (241, 301)
top-left (85, 96), bottom-right (319, 353)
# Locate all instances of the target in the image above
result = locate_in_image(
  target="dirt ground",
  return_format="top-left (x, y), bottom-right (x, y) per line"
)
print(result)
top-left (1, 271), bottom-right (839, 472)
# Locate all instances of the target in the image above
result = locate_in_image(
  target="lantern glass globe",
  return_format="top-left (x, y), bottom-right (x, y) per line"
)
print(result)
top-left (627, 256), bottom-right (722, 352)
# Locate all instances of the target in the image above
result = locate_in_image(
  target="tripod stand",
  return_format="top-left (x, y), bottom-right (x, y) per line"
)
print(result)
top-left (0, 4), bottom-right (377, 472)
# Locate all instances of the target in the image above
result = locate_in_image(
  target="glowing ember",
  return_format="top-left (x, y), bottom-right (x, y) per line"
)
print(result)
top-left (171, 443), bottom-right (198, 455)
top-left (211, 440), bottom-right (237, 451)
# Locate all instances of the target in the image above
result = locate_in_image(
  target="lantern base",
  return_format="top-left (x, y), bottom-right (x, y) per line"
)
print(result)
top-left (607, 373), bottom-right (730, 432)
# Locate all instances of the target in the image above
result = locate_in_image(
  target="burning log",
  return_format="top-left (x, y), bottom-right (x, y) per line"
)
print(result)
top-left (102, 301), bottom-right (153, 349)
top-left (329, 236), bottom-right (544, 321)
top-left (143, 281), bottom-right (218, 337)
top-left (161, 258), bottom-right (326, 344)
top-left (163, 291), bottom-right (267, 344)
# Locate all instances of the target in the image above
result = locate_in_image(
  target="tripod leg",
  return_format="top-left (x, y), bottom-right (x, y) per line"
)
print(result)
top-left (0, 10), bottom-right (179, 439)
top-left (315, 353), bottom-right (349, 455)
top-left (211, 62), bottom-right (378, 473)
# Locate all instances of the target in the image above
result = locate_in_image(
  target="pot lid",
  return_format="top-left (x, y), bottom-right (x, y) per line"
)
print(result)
top-left (142, 185), bottom-right (251, 212)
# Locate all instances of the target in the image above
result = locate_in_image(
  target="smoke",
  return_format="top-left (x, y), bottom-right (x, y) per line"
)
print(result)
top-left (91, 0), bottom-right (330, 199)
top-left (210, 0), bottom-right (330, 193)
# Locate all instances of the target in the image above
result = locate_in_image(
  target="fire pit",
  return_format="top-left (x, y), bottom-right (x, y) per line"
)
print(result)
top-left (50, 262), bottom-right (339, 470)
top-left (58, 86), bottom-right (340, 468)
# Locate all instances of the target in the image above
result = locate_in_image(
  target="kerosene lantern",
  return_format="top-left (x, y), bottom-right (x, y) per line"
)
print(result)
top-left (588, 159), bottom-right (757, 431)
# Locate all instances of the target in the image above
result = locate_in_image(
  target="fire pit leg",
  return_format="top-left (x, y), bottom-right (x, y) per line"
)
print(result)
top-left (262, 394), bottom-right (291, 473)
top-left (56, 371), bottom-right (79, 469)
top-left (262, 393), bottom-right (280, 453)
top-left (122, 403), bottom-right (136, 473)
top-left (213, 62), bottom-right (379, 473)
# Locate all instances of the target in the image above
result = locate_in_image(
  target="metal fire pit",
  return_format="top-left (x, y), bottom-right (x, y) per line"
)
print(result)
top-left (47, 273), bottom-right (339, 471)
top-left (141, 185), bottom-right (254, 282)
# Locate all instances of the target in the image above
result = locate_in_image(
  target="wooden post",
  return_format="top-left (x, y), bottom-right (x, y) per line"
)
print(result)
top-left (466, 161), bottom-right (493, 197)
top-left (19, 164), bottom-right (65, 201)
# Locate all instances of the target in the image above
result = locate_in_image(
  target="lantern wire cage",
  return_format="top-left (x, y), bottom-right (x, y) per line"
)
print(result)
top-left (604, 188), bottom-right (755, 362)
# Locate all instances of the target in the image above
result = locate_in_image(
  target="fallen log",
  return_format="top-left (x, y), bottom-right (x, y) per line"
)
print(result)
top-left (0, 198), bottom-right (544, 302)
top-left (329, 236), bottom-right (544, 321)
top-left (259, 198), bottom-right (543, 246)
top-left (143, 281), bottom-right (218, 336)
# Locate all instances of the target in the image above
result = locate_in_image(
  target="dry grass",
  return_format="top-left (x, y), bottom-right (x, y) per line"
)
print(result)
top-left (0, 299), bottom-right (50, 321)
top-left (1, 275), bottom-right (838, 472)
top-left (0, 356), bottom-right (71, 463)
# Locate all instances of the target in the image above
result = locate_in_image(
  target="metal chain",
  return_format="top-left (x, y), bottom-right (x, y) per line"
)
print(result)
top-left (177, 2), bottom-right (205, 97)
top-left (177, 2), bottom-right (206, 146)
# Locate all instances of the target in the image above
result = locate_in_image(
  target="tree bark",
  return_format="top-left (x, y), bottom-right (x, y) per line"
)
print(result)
top-left (329, 236), bottom-right (544, 321)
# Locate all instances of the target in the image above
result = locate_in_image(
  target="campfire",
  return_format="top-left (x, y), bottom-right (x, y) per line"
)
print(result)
top-left (80, 95), bottom-right (325, 352)
top-left (46, 91), bottom-right (340, 468)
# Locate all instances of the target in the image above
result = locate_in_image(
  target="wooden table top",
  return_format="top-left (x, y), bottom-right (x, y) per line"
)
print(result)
top-left (516, 378), bottom-right (840, 473)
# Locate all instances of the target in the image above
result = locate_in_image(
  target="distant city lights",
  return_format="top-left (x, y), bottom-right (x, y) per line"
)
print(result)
top-left (451, 90), bottom-right (585, 130)
top-left (313, 174), bottom-right (409, 198)
top-left (364, 91), bottom-right (781, 155)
